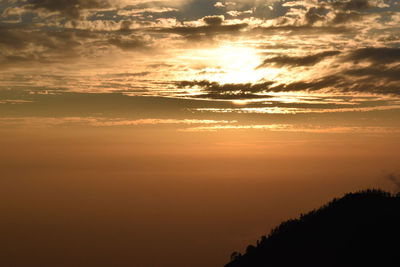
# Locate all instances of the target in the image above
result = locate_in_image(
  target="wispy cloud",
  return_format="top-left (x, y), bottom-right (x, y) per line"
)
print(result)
top-left (0, 117), bottom-right (236, 128)
top-left (181, 124), bottom-right (400, 133)
top-left (192, 105), bottom-right (400, 114)
top-left (91, 118), bottom-right (236, 127)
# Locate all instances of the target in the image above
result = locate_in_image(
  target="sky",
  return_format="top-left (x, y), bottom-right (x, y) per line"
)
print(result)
top-left (0, 0), bottom-right (400, 266)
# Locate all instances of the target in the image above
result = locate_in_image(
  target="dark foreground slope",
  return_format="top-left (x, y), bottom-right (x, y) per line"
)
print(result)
top-left (226, 190), bottom-right (400, 267)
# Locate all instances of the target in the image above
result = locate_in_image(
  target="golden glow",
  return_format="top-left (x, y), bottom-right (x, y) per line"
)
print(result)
top-left (210, 45), bottom-right (264, 84)
top-left (178, 44), bottom-right (282, 84)
top-left (232, 99), bottom-right (248, 105)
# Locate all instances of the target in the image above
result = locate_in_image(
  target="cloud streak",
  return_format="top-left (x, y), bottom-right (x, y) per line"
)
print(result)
top-left (0, 117), bottom-right (236, 128)
top-left (258, 51), bottom-right (341, 68)
top-left (22, 0), bottom-right (111, 19)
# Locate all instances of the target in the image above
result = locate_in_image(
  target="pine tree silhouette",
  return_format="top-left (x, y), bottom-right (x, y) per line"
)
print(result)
top-left (225, 190), bottom-right (400, 267)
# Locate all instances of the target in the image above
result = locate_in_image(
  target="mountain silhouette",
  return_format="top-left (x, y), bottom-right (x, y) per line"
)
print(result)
top-left (225, 190), bottom-right (400, 267)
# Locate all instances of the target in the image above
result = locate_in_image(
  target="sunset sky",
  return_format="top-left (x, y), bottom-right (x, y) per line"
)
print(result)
top-left (1, 0), bottom-right (399, 266)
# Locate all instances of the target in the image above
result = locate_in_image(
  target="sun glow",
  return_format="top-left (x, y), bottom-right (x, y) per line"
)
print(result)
top-left (211, 45), bottom-right (264, 83)
top-left (179, 44), bottom-right (282, 84)
top-left (232, 99), bottom-right (249, 105)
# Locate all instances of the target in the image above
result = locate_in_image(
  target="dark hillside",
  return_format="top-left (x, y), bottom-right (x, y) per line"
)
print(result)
top-left (226, 190), bottom-right (400, 267)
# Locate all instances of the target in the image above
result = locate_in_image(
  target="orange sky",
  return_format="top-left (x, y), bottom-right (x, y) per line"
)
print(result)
top-left (1, 124), bottom-right (399, 266)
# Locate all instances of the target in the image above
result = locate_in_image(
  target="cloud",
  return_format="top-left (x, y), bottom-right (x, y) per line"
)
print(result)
top-left (192, 105), bottom-right (400, 115)
top-left (176, 46), bottom-right (400, 97)
top-left (345, 47), bottom-right (400, 64)
top-left (178, 80), bottom-right (273, 93)
top-left (0, 25), bottom-right (87, 65)
top-left (261, 47), bottom-right (400, 95)
top-left (252, 25), bottom-right (354, 35)
top-left (177, 80), bottom-right (274, 99)
top-left (331, 0), bottom-right (372, 11)
top-left (323, 0), bottom-right (389, 25)
top-left (0, 20), bottom-right (155, 67)
top-left (267, 69), bottom-right (399, 96)
top-left (91, 118), bottom-right (236, 127)
top-left (258, 50), bottom-right (341, 68)
top-left (345, 65), bottom-right (400, 81)
top-left (203, 15), bottom-right (225, 26)
top-left (108, 35), bottom-right (151, 51)
top-left (181, 124), bottom-right (400, 133)
top-left (0, 99), bottom-right (33, 104)
top-left (26, 0), bottom-right (111, 19)
top-left (176, 80), bottom-right (274, 97)
top-left (255, 0), bottom-right (391, 30)
top-left (269, 75), bottom-right (345, 93)
top-left (155, 17), bottom-right (248, 37)
top-left (304, 6), bottom-right (329, 25)
top-left (331, 11), bottom-right (365, 24)
top-left (0, 0), bottom-right (399, 101)
top-left (0, 25), bottom-right (30, 50)
top-left (0, 116), bottom-right (236, 128)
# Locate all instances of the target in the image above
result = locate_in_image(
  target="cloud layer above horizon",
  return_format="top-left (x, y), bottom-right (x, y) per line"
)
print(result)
top-left (1, 0), bottom-right (399, 129)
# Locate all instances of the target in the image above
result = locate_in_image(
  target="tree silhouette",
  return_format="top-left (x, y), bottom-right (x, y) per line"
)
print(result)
top-left (230, 251), bottom-right (241, 262)
top-left (226, 189), bottom-right (400, 267)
